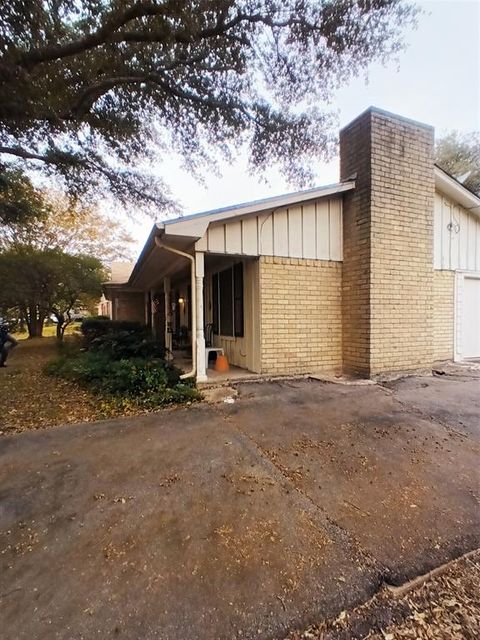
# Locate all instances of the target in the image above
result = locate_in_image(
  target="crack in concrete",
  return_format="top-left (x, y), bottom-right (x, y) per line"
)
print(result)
top-left (215, 404), bottom-right (389, 584)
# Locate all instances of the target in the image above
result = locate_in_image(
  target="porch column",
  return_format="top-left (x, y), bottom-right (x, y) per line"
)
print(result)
top-left (195, 251), bottom-right (207, 382)
top-left (150, 289), bottom-right (157, 338)
top-left (144, 291), bottom-right (150, 327)
top-left (164, 277), bottom-right (173, 360)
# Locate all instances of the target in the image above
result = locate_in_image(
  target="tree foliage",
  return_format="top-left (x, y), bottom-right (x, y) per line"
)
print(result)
top-left (0, 166), bottom-right (49, 225)
top-left (435, 131), bottom-right (480, 197)
top-left (0, 0), bottom-right (418, 211)
top-left (0, 248), bottom-right (105, 338)
top-left (0, 187), bottom-right (136, 261)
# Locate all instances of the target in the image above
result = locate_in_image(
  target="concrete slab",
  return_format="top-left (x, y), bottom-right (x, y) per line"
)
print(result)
top-left (227, 379), bottom-right (480, 581)
top-left (0, 405), bottom-right (377, 640)
top-left (1, 374), bottom-right (479, 640)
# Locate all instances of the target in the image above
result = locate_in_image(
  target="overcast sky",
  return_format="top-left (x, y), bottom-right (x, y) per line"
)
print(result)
top-left (131, 0), bottom-right (480, 253)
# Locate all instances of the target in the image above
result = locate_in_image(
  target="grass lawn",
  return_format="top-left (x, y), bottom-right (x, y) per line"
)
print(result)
top-left (13, 322), bottom-right (82, 341)
top-left (0, 337), bottom-right (102, 435)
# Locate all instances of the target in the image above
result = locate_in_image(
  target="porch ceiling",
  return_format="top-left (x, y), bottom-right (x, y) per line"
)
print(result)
top-left (130, 234), bottom-right (195, 291)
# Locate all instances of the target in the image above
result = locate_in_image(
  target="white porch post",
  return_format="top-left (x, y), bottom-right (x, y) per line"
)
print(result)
top-left (150, 289), bottom-right (157, 338)
top-left (195, 251), bottom-right (207, 382)
top-left (164, 277), bottom-right (173, 361)
top-left (144, 291), bottom-right (150, 327)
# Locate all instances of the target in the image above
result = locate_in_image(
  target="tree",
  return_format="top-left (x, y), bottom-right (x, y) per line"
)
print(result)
top-left (0, 1), bottom-right (418, 211)
top-left (435, 131), bottom-right (480, 197)
top-left (0, 187), bottom-right (136, 261)
top-left (0, 248), bottom-right (105, 338)
top-left (0, 166), bottom-right (49, 225)
top-left (48, 253), bottom-right (106, 339)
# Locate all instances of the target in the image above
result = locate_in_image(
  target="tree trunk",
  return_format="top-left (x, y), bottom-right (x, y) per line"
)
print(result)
top-left (26, 306), bottom-right (45, 338)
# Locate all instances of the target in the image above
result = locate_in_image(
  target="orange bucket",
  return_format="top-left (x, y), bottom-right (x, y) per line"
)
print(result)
top-left (215, 354), bottom-right (229, 373)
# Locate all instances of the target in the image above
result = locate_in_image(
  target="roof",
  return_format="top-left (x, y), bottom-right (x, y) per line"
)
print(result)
top-left (128, 179), bottom-right (355, 287)
top-left (108, 261), bottom-right (135, 284)
top-left (434, 165), bottom-right (480, 216)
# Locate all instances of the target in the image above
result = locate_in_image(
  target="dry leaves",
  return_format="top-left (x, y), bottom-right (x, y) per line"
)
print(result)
top-left (285, 549), bottom-right (480, 639)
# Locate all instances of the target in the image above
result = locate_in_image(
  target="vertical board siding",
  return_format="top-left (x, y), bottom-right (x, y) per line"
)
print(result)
top-left (200, 196), bottom-right (343, 261)
top-left (302, 203), bottom-right (316, 258)
top-left (225, 220), bottom-right (242, 254)
top-left (288, 205), bottom-right (303, 258)
top-left (316, 200), bottom-right (330, 258)
top-left (434, 190), bottom-right (480, 271)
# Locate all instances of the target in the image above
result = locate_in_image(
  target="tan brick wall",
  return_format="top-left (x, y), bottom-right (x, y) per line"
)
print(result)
top-left (259, 256), bottom-right (342, 374)
top-left (340, 114), bottom-right (372, 376)
top-left (341, 108), bottom-right (435, 376)
top-left (433, 271), bottom-right (455, 361)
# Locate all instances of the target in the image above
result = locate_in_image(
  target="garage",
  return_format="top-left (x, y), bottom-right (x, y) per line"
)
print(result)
top-left (462, 276), bottom-right (480, 359)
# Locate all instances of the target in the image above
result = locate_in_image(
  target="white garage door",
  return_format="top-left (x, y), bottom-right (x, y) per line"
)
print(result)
top-left (463, 277), bottom-right (480, 358)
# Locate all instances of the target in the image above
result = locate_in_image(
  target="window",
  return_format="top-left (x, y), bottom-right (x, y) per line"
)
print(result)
top-left (212, 263), bottom-right (244, 337)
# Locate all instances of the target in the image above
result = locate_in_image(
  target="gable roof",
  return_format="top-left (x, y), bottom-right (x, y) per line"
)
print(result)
top-left (158, 179), bottom-right (356, 239)
top-left (128, 179), bottom-right (355, 287)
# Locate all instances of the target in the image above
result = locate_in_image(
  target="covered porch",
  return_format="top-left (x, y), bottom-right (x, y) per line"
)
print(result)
top-left (126, 228), bottom-right (261, 383)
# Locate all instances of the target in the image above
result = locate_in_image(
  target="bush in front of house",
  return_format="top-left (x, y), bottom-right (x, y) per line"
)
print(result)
top-left (81, 317), bottom-right (166, 360)
top-left (45, 320), bottom-right (200, 411)
top-left (46, 352), bottom-right (199, 408)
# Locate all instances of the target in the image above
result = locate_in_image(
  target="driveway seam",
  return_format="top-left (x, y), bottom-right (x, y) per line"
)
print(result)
top-left (216, 405), bottom-right (389, 582)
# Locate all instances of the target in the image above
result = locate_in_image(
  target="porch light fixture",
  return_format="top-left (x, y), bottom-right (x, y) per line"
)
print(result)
top-left (178, 297), bottom-right (185, 304)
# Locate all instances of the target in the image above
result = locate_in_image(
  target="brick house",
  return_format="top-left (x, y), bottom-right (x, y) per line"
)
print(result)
top-left (104, 107), bottom-right (480, 382)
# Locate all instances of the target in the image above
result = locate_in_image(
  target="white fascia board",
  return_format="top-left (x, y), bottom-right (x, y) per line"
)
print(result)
top-left (435, 166), bottom-right (480, 217)
top-left (162, 181), bottom-right (355, 239)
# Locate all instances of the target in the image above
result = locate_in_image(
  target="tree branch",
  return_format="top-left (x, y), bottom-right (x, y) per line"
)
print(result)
top-left (0, 146), bottom-right (50, 162)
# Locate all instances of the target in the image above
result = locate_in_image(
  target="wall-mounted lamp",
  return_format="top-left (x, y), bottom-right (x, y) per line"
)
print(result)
top-left (178, 297), bottom-right (185, 304)
top-left (447, 221), bottom-right (460, 234)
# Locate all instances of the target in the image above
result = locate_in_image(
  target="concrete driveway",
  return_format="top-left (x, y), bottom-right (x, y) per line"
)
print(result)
top-left (1, 373), bottom-right (479, 640)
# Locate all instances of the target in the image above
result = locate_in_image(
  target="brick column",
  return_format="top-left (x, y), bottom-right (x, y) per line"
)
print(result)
top-left (340, 108), bottom-right (435, 376)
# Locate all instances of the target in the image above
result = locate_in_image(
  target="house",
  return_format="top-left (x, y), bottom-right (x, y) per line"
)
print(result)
top-left (103, 107), bottom-right (480, 382)
top-left (98, 261), bottom-right (136, 319)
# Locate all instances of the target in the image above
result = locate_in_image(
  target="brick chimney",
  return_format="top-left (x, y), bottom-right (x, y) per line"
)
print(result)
top-left (340, 108), bottom-right (435, 377)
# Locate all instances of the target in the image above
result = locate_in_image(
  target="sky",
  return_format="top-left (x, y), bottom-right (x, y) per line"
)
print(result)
top-left (130, 0), bottom-right (480, 254)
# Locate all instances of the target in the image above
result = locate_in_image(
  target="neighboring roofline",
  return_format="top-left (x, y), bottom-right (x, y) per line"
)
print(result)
top-left (434, 165), bottom-right (480, 215)
top-left (163, 180), bottom-right (356, 227)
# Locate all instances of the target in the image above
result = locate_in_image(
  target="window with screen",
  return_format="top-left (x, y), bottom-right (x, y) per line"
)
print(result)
top-left (212, 263), bottom-right (244, 337)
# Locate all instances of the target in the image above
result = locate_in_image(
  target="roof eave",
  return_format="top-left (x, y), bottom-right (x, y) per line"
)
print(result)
top-left (162, 180), bottom-right (356, 239)
top-left (434, 166), bottom-right (480, 216)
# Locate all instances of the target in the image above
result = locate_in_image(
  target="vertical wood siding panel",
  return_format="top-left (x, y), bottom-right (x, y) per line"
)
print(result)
top-left (329, 199), bottom-right (342, 260)
top-left (208, 225), bottom-right (226, 253)
top-left (242, 217), bottom-right (258, 255)
top-left (477, 224), bottom-right (480, 271)
top-left (302, 203), bottom-right (316, 259)
top-left (441, 200), bottom-right (451, 269)
top-left (273, 209), bottom-right (289, 256)
top-left (450, 205), bottom-right (460, 270)
top-left (258, 213), bottom-right (273, 255)
top-left (225, 220), bottom-right (242, 254)
top-left (433, 193), bottom-right (442, 269)
top-left (288, 206), bottom-right (303, 257)
top-left (467, 215), bottom-right (476, 271)
top-left (316, 200), bottom-right (330, 259)
top-left (459, 208), bottom-right (468, 270)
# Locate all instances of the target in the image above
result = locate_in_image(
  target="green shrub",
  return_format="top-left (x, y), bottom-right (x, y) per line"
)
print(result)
top-left (91, 329), bottom-right (165, 360)
top-left (81, 317), bottom-right (142, 343)
top-left (46, 351), bottom-right (199, 408)
top-left (81, 317), bottom-right (165, 360)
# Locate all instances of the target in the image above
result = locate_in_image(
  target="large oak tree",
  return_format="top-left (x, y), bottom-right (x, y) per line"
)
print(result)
top-left (0, 0), bottom-right (417, 212)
